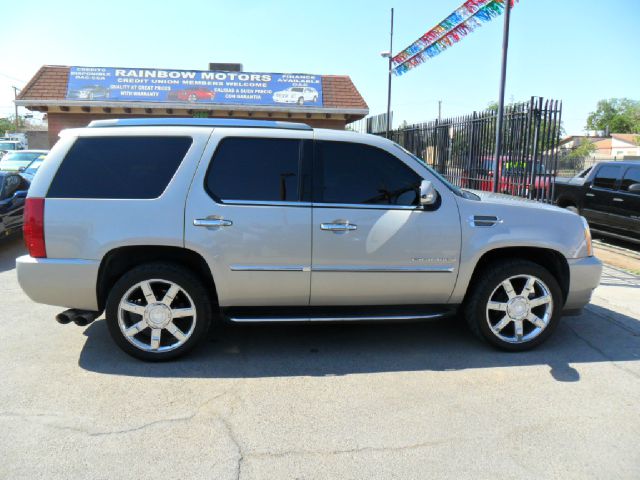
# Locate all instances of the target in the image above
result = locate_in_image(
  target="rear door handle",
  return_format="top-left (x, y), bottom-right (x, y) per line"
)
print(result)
top-left (321, 222), bottom-right (357, 232)
top-left (612, 198), bottom-right (624, 202)
top-left (194, 218), bottom-right (233, 228)
top-left (585, 193), bottom-right (595, 197)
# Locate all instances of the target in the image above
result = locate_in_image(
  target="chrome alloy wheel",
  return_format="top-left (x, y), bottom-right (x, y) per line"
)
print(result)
top-left (485, 274), bottom-right (553, 344)
top-left (117, 279), bottom-right (197, 353)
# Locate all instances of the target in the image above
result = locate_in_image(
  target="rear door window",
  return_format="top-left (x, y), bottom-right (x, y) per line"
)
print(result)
top-left (205, 137), bottom-right (303, 203)
top-left (592, 165), bottom-right (622, 190)
top-left (47, 136), bottom-right (192, 199)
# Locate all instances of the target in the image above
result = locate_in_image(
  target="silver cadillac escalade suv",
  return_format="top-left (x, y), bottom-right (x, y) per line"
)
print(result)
top-left (17, 118), bottom-right (602, 361)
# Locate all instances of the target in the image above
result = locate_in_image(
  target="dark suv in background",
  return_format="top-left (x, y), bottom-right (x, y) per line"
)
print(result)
top-left (554, 161), bottom-right (640, 243)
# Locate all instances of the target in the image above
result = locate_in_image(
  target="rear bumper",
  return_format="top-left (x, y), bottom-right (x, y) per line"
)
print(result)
top-left (564, 256), bottom-right (602, 312)
top-left (16, 255), bottom-right (100, 311)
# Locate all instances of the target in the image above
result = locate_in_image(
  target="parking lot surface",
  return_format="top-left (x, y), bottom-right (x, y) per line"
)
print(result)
top-left (1, 233), bottom-right (639, 479)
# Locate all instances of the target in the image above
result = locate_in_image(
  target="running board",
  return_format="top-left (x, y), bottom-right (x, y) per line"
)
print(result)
top-left (223, 305), bottom-right (457, 323)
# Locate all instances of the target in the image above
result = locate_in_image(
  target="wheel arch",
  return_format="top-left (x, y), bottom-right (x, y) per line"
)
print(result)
top-left (464, 246), bottom-right (570, 305)
top-left (556, 194), bottom-right (578, 209)
top-left (96, 245), bottom-right (217, 311)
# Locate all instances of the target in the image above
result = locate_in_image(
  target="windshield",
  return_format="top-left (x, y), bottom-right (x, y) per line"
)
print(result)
top-left (24, 159), bottom-right (44, 174)
top-left (393, 144), bottom-right (467, 198)
top-left (0, 152), bottom-right (43, 171)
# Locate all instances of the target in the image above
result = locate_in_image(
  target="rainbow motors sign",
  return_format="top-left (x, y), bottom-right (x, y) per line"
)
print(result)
top-left (66, 66), bottom-right (323, 107)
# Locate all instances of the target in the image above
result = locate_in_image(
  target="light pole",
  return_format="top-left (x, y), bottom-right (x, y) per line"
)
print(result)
top-left (492, 0), bottom-right (512, 192)
top-left (12, 86), bottom-right (21, 131)
top-left (380, 7), bottom-right (394, 137)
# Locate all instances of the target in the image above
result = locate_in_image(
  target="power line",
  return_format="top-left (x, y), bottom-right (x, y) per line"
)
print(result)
top-left (0, 71), bottom-right (27, 83)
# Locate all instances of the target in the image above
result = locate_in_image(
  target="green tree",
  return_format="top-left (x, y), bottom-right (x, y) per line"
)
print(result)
top-left (586, 98), bottom-right (640, 133)
top-left (0, 117), bottom-right (14, 136)
top-left (567, 141), bottom-right (596, 159)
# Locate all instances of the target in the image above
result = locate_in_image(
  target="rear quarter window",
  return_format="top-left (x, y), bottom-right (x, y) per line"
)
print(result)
top-left (47, 136), bottom-right (192, 199)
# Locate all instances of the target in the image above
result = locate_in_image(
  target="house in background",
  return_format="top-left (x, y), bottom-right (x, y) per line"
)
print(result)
top-left (559, 133), bottom-right (639, 159)
top-left (610, 134), bottom-right (640, 158)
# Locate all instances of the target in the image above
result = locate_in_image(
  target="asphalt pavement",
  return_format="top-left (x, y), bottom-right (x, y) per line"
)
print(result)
top-left (1, 233), bottom-right (639, 479)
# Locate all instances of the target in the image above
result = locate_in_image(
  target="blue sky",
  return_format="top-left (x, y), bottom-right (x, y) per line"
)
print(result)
top-left (1, 0), bottom-right (638, 134)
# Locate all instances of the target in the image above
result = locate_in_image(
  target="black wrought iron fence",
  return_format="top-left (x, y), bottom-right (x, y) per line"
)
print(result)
top-left (377, 97), bottom-right (562, 203)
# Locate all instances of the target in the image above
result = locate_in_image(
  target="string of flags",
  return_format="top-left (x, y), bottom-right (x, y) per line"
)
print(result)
top-left (392, 0), bottom-right (517, 76)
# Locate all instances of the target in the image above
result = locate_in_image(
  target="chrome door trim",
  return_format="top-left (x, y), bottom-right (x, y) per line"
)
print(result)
top-left (312, 202), bottom-right (418, 211)
top-left (312, 265), bottom-right (455, 273)
top-left (221, 200), bottom-right (312, 207)
top-left (229, 264), bottom-right (311, 272)
top-left (228, 312), bottom-right (447, 323)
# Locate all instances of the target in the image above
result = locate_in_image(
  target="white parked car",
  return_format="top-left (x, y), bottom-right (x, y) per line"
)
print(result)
top-left (273, 86), bottom-right (319, 105)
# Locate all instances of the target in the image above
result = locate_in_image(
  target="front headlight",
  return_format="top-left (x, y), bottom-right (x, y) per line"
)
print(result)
top-left (581, 216), bottom-right (593, 257)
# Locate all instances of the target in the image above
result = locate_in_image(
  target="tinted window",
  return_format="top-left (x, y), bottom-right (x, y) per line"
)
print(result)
top-left (592, 165), bottom-right (621, 190)
top-left (621, 167), bottom-right (640, 194)
top-left (1, 175), bottom-right (21, 199)
top-left (47, 137), bottom-right (192, 199)
top-left (315, 141), bottom-right (421, 206)
top-left (206, 137), bottom-right (301, 202)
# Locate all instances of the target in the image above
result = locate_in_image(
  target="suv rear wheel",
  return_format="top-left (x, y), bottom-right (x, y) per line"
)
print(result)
top-left (105, 263), bottom-right (212, 361)
top-left (464, 260), bottom-right (562, 351)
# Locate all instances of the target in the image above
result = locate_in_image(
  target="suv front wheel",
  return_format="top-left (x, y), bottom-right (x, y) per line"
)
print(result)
top-left (105, 263), bottom-right (212, 361)
top-left (464, 260), bottom-right (563, 351)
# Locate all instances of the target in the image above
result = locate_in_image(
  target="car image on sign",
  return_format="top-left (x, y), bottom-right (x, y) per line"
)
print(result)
top-left (68, 85), bottom-right (111, 100)
top-left (272, 86), bottom-right (319, 105)
top-left (167, 88), bottom-right (215, 103)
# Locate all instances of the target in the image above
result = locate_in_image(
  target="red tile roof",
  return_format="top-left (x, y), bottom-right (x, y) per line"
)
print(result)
top-left (18, 66), bottom-right (368, 112)
top-left (18, 66), bottom-right (70, 100)
top-left (611, 134), bottom-right (640, 145)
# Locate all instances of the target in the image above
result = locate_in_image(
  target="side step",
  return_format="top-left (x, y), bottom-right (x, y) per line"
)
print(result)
top-left (223, 305), bottom-right (457, 323)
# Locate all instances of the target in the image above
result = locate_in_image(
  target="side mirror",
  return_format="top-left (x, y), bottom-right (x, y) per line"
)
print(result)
top-left (13, 190), bottom-right (28, 199)
top-left (628, 183), bottom-right (640, 193)
top-left (18, 166), bottom-right (26, 172)
top-left (419, 180), bottom-right (437, 206)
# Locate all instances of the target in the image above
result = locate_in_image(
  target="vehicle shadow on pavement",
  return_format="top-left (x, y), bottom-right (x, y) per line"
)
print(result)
top-left (78, 305), bottom-right (640, 382)
top-left (0, 233), bottom-right (25, 273)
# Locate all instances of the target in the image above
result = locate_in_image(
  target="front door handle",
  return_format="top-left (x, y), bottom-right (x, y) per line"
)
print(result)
top-left (585, 193), bottom-right (595, 197)
top-left (612, 198), bottom-right (624, 202)
top-left (194, 218), bottom-right (233, 228)
top-left (321, 222), bottom-right (357, 232)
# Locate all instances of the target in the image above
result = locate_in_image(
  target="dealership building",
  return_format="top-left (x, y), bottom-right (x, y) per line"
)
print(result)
top-left (16, 65), bottom-right (369, 147)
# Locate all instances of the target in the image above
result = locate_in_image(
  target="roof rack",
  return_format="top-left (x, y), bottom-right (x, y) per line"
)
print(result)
top-left (87, 118), bottom-right (313, 130)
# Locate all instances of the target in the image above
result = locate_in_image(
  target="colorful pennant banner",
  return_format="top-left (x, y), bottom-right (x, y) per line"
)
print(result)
top-left (393, 0), bottom-right (517, 76)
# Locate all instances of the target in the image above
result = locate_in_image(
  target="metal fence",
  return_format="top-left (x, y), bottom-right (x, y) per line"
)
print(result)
top-left (350, 112), bottom-right (392, 135)
top-left (378, 97), bottom-right (563, 203)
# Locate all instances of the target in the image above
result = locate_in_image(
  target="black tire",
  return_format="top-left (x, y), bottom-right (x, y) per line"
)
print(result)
top-left (565, 205), bottom-right (578, 214)
top-left (297, 96), bottom-right (304, 105)
top-left (105, 262), bottom-right (213, 361)
top-left (464, 259), bottom-right (563, 351)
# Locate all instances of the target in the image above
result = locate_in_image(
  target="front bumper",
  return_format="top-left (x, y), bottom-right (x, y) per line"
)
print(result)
top-left (564, 256), bottom-right (602, 312)
top-left (16, 255), bottom-right (100, 311)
